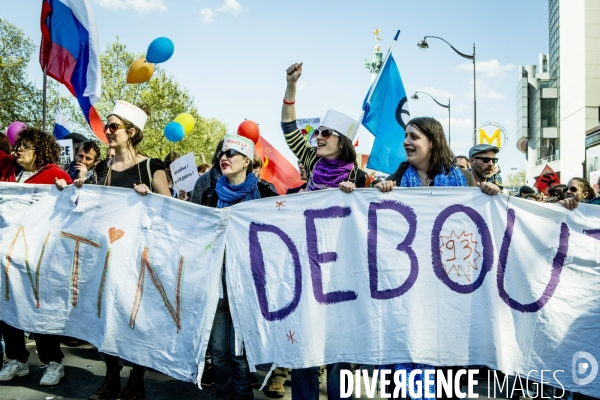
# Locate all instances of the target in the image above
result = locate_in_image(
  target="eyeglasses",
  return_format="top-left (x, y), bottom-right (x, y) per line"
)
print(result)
top-left (568, 186), bottom-right (579, 193)
top-left (15, 145), bottom-right (33, 152)
top-left (310, 128), bottom-right (340, 141)
top-left (219, 149), bottom-right (244, 159)
top-left (104, 123), bottom-right (125, 133)
top-left (473, 156), bottom-right (498, 164)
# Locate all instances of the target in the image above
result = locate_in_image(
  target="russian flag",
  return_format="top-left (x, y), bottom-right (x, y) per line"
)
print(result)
top-left (53, 104), bottom-right (71, 139)
top-left (40, 0), bottom-right (106, 143)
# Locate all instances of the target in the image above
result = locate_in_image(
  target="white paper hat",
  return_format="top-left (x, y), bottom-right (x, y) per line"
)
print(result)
top-left (321, 109), bottom-right (359, 141)
top-left (111, 100), bottom-right (148, 131)
top-left (222, 134), bottom-right (254, 159)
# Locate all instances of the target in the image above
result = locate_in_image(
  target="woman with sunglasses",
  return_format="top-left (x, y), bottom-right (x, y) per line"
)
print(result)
top-left (73, 101), bottom-right (169, 400)
top-left (561, 177), bottom-right (595, 209)
top-left (0, 128), bottom-right (72, 387)
top-left (282, 63), bottom-right (369, 400)
top-left (282, 63), bottom-right (370, 196)
top-left (191, 133), bottom-right (277, 400)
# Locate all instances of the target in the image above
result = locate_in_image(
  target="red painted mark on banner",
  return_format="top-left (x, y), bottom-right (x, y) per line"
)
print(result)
top-left (276, 200), bottom-right (286, 210)
top-left (439, 230), bottom-right (481, 283)
top-left (286, 330), bottom-right (297, 344)
top-left (61, 232), bottom-right (102, 308)
top-left (4, 226), bottom-right (50, 308)
top-left (108, 227), bottom-right (124, 243)
top-left (129, 248), bottom-right (184, 333)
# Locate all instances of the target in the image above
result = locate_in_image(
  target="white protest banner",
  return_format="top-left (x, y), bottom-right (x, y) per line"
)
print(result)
top-left (170, 152), bottom-right (199, 193)
top-left (0, 183), bottom-right (227, 384)
top-left (57, 139), bottom-right (74, 164)
top-left (225, 188), bottom-right (600, 397)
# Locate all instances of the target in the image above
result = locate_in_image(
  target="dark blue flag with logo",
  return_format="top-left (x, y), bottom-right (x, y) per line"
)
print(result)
top-left (362, 53), bottom-right (410, 174)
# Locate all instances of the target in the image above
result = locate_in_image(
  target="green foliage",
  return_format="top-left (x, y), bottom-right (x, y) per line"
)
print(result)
top-left (505, 170), bottom-right (526, 188)
top-left (93, 39), bottom-right (227, 164)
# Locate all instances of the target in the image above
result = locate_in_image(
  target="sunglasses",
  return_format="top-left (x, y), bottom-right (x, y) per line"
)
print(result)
top-left (310, 128), bottom-right (340, 141)
top-left (219, 149), bottom-right (244, 159)
top-left (473, 156), bottom-right (498, 164)
top-left (104, 123), bottom-right (125, 133)
top-left (15, 145), bottom-right (34, 152)
top-left (568, 186), bottom-right (579, 193)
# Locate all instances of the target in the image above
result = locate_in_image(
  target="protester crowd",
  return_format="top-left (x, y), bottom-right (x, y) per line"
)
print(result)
top-left (0, 63), bottom-right (597, 400)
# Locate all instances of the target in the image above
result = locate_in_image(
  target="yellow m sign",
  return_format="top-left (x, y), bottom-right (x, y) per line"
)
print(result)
top-left (479, 128), bottom-right (501, 148)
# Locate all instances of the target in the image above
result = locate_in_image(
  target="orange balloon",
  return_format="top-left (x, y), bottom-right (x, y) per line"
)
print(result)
top-left (127, 58), bottom-right (154, 84)
top-left (237, 120), bottom-right (260, 144)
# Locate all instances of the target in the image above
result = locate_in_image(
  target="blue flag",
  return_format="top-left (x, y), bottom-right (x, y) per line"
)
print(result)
top-left (53, 104), bottom-right (71, 139)
top-left (362, 54), bottom-right (410, 174)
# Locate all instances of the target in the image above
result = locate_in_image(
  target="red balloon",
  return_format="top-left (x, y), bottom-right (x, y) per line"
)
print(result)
top-left (237, 120), bottom-right (260, 144)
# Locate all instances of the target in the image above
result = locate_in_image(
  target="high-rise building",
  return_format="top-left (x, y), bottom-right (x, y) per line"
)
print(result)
top-left (517, 0), bottom-right (600, 187)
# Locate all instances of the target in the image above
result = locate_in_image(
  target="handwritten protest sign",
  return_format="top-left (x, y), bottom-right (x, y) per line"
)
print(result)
top-left (170, 152), bottom-right (198, 193)
top-left (0, 183), bottom-right (227, 384)
top-left (57, 139), bottom-right (74, 164)
top-left (225, 188), bottom-right (600, 397)
top-left (1, 184), bottom-right (599, 396)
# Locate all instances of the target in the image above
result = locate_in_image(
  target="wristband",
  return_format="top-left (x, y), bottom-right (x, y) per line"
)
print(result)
top-left (283, 99), bottom-right (295, 105)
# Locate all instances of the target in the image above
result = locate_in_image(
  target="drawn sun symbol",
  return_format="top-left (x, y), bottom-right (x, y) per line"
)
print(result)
top-left (439, 230), bottom-right (481, 283)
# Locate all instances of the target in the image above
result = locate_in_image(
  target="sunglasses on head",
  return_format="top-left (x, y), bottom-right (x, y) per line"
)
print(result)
top-left (104, 123), bottom-right (125, 133)
top-left (219, 149), bottom-right (244, 159)
top-left (473, 156), bottom-right (498, 164)
top-left (310, 128), bottom-right (340, 141)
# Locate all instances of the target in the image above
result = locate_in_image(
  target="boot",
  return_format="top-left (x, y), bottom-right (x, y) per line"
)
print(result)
top-left (90, 368), bottom-right (122, 400)
top-left (117, 371), bottom-right (145, 400)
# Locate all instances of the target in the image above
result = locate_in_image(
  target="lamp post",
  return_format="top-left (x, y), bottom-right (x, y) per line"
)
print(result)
top-left (411, 91), bottom-right (451, 148)
top-left (417, 36), bottom-right (476, 142)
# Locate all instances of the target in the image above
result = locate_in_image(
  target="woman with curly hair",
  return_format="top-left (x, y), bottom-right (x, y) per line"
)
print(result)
top-left (0, 128), bottom-right (72, 387)
top-left (0, 127), bottom-right (72, 184)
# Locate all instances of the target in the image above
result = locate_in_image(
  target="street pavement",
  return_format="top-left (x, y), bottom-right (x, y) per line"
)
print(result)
top-left (0, 340), bottom-right (510, 400)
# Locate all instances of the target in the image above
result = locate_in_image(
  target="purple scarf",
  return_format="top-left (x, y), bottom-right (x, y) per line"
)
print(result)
top-left (306, 158), bottom-right (354, 192)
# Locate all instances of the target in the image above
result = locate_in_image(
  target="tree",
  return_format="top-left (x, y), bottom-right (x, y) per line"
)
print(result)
top-left (88, 39), bottom-right (227, 164)
top-left (505, 170), bottom-right (526, 188)
top-left (0, 19), bottom-right (82, 133)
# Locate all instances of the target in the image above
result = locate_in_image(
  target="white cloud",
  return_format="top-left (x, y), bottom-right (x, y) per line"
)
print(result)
top-left (199, 8), bottom-right (217, 23)
top-left (414, 86), bottom-right (452, 101)
top-left (199, 0), bottom-right (244, 23)
top-left (94, 0), bottom-right (167, 12)
top-left (456, 59), bottom-right (516, 79)
top-left (465, 79), bottom-right (506, 100)
top-left (297, 81), bottom-right (307, 91)
top-left (217, 0), bottom-right (242, 15)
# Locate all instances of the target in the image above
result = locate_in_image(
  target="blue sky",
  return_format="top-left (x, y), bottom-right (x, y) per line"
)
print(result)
top-left (1, 0), bottom-right (550, 174)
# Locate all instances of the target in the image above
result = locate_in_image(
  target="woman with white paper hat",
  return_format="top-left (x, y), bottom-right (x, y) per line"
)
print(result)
top-left (281, 62), bottom-right (366, 400)
top-left (191, 134), bottom-right (277, 399)
top-left (85, 101), bottom-right (170, 400)
top-left (281, 63), bottom-right (370, 195)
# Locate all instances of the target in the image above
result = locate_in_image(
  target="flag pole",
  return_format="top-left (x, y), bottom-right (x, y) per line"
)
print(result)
top-left (357, 29), bottom-right (401, 125)
top-left (42, 66), bottom-right (48, 133)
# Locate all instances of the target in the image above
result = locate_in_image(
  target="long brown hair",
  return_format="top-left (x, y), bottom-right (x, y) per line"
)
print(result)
top-left (392, 117), bottom-right (454, 180)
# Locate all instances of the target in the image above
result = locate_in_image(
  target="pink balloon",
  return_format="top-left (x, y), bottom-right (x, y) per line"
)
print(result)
top-left (6, 121), bottom-right (27, 146)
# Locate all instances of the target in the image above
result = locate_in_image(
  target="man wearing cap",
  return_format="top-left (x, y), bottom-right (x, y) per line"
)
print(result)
top-left (469, 144), bottom-right (502, 195)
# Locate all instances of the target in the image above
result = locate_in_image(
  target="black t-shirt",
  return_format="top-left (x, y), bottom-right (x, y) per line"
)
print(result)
top-left (96, 158), bottom-right (165, 191)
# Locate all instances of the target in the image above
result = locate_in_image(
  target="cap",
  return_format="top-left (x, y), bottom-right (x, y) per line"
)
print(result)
top-left (222, 134), bottom-right (254, 159)
top-left (110, 100), bottom-right (148, 131)
top-left (469, 144), bottom-right (500, 159)
top-left (519, 185), bottom-right (535, 195)
top-left (63, 132), bottom-right (89, 144)
top-left (321, 110), bottom-right (359, 141)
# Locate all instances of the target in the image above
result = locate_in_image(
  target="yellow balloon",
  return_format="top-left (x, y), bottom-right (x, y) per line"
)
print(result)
top-left (127, 58), bottom-right (154, 84)
top-left (174, 113), bottom-right (195, 134)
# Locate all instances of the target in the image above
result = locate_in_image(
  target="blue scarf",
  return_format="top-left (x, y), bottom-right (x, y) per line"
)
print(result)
top-left (215, 172), bottom-right (261, 208)
top-left (400, 165), bottom-right (467, 187)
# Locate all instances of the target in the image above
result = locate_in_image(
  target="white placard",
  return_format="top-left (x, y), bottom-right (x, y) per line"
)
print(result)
top-left (170, 152), bottom-right (199, 193)
top-left (57, 139), bottom-right (74, 164)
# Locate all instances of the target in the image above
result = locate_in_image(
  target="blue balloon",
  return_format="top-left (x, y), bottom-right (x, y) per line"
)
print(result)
top-left (164, 121), bottom-right (185, 142)
top-left (146, 37), bottom-right (174, 63)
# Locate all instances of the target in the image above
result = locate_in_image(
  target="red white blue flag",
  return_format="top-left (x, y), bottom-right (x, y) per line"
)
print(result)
top-left (40, 0), bottom-right (106, 143)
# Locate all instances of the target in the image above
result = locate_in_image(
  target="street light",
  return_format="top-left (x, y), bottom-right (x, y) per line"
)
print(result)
top-left (411, 91), bottom-right (451, 148)
top-left (417, 36), bottom-right (476, 141)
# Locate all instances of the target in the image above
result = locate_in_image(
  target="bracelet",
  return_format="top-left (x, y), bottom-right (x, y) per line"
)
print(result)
top-left (283, 99), bottom-right (295, 105)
